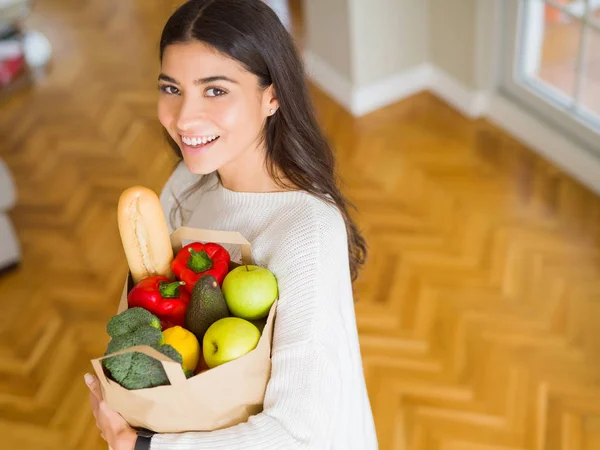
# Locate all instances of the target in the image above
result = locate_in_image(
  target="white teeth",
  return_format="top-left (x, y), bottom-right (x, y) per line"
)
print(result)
top-left (181, 135), bottom-right (219, 146)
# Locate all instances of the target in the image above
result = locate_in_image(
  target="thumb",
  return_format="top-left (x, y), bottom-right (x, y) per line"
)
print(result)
top-left (84, 373), bottom-right (103, 400)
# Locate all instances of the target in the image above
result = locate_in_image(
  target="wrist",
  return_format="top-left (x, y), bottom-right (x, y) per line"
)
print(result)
top-left (116, 428), bottom-right (138, 450)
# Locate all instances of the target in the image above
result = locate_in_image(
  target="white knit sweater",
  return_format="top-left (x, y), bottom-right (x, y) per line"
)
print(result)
top-left (152, 162), bottom-right (378, 449)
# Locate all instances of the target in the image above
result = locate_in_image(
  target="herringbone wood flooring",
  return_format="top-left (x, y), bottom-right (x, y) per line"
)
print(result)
top-left (2, 1), bottom-right (600, 449)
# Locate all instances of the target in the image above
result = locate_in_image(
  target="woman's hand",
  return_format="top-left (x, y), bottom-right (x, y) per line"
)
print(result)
top-left (85, 373), bottom-right (138, 450)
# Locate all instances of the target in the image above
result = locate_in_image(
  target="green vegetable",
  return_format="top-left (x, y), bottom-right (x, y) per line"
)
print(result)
top-left (106, 343), bottom-right (184, 390)
top-left (105, 327), bottom-right (164, 354)
top-left (185, 274), bottom-right (230, 343)
top-left (102, 308), bottom-right (191, 390)
top-left (106, 307), bottom-right (161, 337)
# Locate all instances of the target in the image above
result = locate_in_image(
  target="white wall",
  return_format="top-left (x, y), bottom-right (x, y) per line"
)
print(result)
top-left (349, 0), bottom-right (429, 88)
top-left (302, 0), bottom-right (600, 196)
top-left (304, 0), bottom-right (484, 92)
top-left (429, 0), bottom-right (477, 89)
top-left (304, 0), bottom-right (431, 115)
top-left (303, 0), bottom-right (353, 83)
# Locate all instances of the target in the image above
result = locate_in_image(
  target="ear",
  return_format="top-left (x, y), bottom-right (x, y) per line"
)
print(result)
top-left (262, 84), bottom-right (279, 117)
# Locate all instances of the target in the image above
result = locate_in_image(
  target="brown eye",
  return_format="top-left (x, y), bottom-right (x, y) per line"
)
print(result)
top-left (159, 85), bottom-right (180, 95)
top-left (206, 87), bottom-right (227, 97)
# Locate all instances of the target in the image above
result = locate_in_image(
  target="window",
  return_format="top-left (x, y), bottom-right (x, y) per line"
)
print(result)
top-left (502, 0), bottom-right (600, 153)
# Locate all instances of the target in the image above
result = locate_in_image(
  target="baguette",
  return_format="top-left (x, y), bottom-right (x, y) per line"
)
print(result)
top-left (118, 186), bottom-right (174, 284)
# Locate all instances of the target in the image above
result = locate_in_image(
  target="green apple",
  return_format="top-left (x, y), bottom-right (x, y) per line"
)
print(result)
top-left (202, 317), bottom-right (261, 369)
top-left (222, 265), bottom-right (278, 320)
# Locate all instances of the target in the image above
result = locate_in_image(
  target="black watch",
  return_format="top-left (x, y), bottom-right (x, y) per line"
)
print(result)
top-left (134, 428), bottom-right (155, 450)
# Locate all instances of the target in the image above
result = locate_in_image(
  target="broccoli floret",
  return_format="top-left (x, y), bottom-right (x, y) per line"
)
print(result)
top-left (103, 326), bottom-right (163, 387)
top-left (106, 307), bottom-right (161, 338)
top-left (103, 308), bottom-right (187, 390)
top-left (103, 326), bottom-right (186, 391)
top-left (158, 343), bottom-right (183, 365)
top-left (105, 327), bottom-right (164, 354)
top-left (118, 353), bottom-right (167, 389)
top-left (118, 344), bottom-right (185, 389)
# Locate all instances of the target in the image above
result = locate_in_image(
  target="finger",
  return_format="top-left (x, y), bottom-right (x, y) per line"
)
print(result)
top-left (84, 373), bottom-right (103, 401)
top-left (89, 390), bottom-right (100, 417)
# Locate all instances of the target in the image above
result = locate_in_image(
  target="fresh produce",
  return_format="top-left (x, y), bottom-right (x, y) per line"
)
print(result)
top-left (222, 265), bottom-right (278, 320)
top-left (118, 186), bottom-right (174, 284)
top-left (106, 306), bottom-right (161, 337)
top-left (185, 274), bottom-right (230, 343)
top-left (106, 326), bottom-right (164, 353)
top-left (127, 276), bottom-right (191, 329)
top-left (202, 317), bottom-right (261, 369)
top-left (103, 308), bottom-right (190, 390)
top-left (172, 242), bottom-right (231, 293)
top-left (163, 326), bottom-right (200, 376)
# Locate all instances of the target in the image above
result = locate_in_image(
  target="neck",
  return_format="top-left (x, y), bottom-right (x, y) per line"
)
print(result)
top-left (218, 143), bottom-right (291, 193)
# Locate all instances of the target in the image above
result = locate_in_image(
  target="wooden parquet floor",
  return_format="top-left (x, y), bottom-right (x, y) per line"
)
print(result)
top-left (2, 1), bottom-right (600, 449)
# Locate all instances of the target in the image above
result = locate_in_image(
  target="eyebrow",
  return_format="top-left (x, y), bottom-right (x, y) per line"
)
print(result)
top-left (158, 74), bottom-right (238, 85)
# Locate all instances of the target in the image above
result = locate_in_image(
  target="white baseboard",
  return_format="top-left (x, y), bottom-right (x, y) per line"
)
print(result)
top-left (304, 51), bottom-right (488, 118)
top-left (429, 68), bottom-right (490, 119)
top-left (485, 94), bottom-right (600, 195)
top-left (304, 51), bottom-right (432, 116)
top-left (303, 51), bottom-right (600, 196)
top-left (352, 65), bottom-right (433, 116)
top-left (303, 51), bottom-right (354, 113)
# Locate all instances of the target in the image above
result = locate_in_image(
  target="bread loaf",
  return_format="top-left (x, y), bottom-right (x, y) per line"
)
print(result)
top-left (118, 186), bottom-right (174, 284)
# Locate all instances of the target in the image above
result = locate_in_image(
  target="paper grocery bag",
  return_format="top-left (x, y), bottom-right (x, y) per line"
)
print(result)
top-left (90, 227), bottom-right (277, 434)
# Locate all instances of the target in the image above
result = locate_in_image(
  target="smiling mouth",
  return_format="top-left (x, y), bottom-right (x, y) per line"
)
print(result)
top-left (181, 135), bottom-right (220, 148)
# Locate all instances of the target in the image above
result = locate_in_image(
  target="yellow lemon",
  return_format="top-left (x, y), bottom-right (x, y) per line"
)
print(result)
top-left (162, 326), bottom-right (200, 373)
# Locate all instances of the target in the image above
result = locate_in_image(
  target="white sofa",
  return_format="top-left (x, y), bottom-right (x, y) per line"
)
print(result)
top-left (0, 158), bottom-right (20, 272)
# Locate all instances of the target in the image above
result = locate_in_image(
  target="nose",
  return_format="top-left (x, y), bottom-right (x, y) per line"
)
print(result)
top-left (175, 97), bottom-right (206, 134)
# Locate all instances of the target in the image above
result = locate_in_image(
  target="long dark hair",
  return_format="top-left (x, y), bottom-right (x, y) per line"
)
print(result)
top-left (159, 0), bottom-right (367, 282)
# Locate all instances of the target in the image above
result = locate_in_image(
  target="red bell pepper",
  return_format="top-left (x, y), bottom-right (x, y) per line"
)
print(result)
top-left (171, 242), bottom-right (230, 293)
top-left (127, 276), bottom-right (191, 329)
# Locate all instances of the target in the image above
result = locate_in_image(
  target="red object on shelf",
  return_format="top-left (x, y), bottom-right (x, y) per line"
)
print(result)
top-left (0, 40), bottom-right (25, 87)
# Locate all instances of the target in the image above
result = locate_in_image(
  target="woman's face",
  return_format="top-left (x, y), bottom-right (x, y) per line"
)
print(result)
top-left (158, 41), bottom-right (277, 175)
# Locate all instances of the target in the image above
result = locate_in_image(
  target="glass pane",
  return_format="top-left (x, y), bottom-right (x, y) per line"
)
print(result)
top-left (589, 0), bottom-right (600, 28)
top-left (553, 0), bottom-right (587, 20)
top-left (581, 28), bottom-right (600, 117)
top-left (521, 3), bottom-right (583, 100)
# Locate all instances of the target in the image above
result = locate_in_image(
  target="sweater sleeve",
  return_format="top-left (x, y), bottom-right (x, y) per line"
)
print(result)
top-left (150, 205), bottom-right (347, 449)
top-left (150, 343), bottom-right (341, 449)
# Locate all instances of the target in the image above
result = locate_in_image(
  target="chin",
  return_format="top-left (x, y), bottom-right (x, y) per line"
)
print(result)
top-left (181, 156), bottom-right (221, 175)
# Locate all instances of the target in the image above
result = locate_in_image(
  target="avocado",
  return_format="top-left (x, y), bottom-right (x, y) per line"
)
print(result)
top-left (185, 274), bottom-right (230, 342)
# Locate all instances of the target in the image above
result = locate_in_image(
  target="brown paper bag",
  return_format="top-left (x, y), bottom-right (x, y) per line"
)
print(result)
top-left (90, 226), bottom-right (277, 437)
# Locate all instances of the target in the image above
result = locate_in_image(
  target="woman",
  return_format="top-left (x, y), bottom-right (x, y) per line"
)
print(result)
top-left (85, 1), bottom-right (378, 448)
